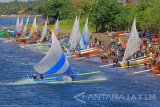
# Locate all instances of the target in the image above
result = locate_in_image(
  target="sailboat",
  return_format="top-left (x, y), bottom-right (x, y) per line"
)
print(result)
top-left (19, 17), bottom-right (23, 33)
top-left (40, 17), bottom-right (48, 42)
top-left (22, 17), bottom-right (49, 48)
top-left (69, 16), bottom-right (81, 50)
top-left (74, 18), bottom-right (100, 57)
top-left (29, 16), bottom-right (39, 42)
top-left (22, 16), bottom-right (29, 37)
top-left (13, 16), bottom-right (20, 37)
top-left (18, 16), bottom-right (30, 44)
top-left (54, 18), bottom-right (60, 37)
top-left (31, 30), bottom-right (78, 82)
top-left (119, 19), bottom-right (151, 67)
top-left (27, 31), bottom-right (103, 83)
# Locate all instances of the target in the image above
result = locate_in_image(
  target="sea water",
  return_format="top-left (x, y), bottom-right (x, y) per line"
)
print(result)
top-left (0, 19), bottom-right (160, 107)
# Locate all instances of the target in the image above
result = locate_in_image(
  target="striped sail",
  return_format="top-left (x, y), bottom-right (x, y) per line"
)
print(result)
top-left (22, 16), bottom-right (29, 37)
top-left (30, 16), bottom-right (37, 36)
top-left (33, 31), bottom-right (72, 75)
top-left (40, 17), bottom-right (48, 42)
top-left (123, 19), bottom-right (142, 61)
top-left (80, 18), bottom-right (91, 49)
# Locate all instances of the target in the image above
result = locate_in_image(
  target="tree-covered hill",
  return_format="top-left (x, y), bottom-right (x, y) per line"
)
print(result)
top-left (0, 0), bottom-right (159, 32)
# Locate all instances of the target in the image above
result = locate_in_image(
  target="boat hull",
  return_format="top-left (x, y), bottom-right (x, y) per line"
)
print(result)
top-left (74, 48), bottom-right (100, 57)
top-left (0, 32), bottom-right (8, 37)
top-left (119, 57), bottom-right (151, 67)
top-left (152, 66), bottom-right (160, 74)
top-left (74, 51), bottom-right (99, 57)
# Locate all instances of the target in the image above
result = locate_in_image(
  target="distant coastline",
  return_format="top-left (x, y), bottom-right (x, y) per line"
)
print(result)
top-left (0, 15), bottom-right (42, 18)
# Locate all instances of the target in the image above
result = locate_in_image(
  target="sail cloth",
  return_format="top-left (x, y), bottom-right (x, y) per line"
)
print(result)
top-left (80, 18), bottom-right (91, 49)
top-left (33, 31), bottom-right (72, 75)
top-left (30, 16), bottom-right (37, 36)
top-left (69, 16), bottom-right (81, 50)
top-left (123, 19), bottom-right (142, 61)
top-left (40, 17), bottom-right (48, 42)
top-left (69, 16), bottom-right (77, 44)
top-left (77, 17), bottom-right (81, 43)
top-left (19, 17), bottom-right (23, 32)
top-left (22, 16), bottom-right (29, 37)
top-left (54, 18), bottom-right (60, 37)
top-left (13, 16), bottom-right (20, 37)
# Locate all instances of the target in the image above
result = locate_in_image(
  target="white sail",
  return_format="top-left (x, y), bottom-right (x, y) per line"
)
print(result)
top-left (69, 16), bottom-right (77, 44)
top-left (20, 17), bottom-right (23, 32)
top-left (22, 16), bottom-right (29, 37)
top-left (40, 17), bottom-right (48, 42)
top-left (33, 31), bottom-right (72, 75)
top-left (30, 16), bottom-right (37, 36)
top-left (123, 19), bottom-right (142, 61)
top-left (80, 18), bottom-right (91, 49)
top-left (69, 16), bottom-right (81, 50)
top-left (77, 17), bottom-right (81, 43)
top-left (16, 16), bottom-right (20, 33)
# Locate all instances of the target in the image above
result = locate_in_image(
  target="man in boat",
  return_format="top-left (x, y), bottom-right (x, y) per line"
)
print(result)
top-left (32, 74), bottom-right (38, 80)
top-left (40, 74), bottom-right (44, 80)
top-left (68, 70), bottom-right (78, 81)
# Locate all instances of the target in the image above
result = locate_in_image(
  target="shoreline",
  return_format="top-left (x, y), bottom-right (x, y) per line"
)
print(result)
top-left (0, 15), bottom-right (42, 18)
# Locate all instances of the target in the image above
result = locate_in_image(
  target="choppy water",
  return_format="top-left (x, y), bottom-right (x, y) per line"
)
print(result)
top-left (1, 41), bottom-right (160, 107)
top-left (0, 21), bottom-right (160, 107)
top-left (0, 17), bottom-right (43, 28)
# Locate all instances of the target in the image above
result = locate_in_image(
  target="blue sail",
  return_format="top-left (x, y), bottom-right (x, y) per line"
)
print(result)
top-left (33, 31), bottom-right (72, 75)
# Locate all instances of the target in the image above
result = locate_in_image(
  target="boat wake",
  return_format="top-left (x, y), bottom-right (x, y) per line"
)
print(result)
top-left (0, 76), bottom-right (107, 86)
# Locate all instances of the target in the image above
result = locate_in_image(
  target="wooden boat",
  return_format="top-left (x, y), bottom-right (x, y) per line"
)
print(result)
top-left (151, 65), bottom-right (160, 74)
top-left (119, 57), bottom-right (151, 67)
top-left (74, 48), bottom-right (100, 57)
top-left (30, 37), bottom-right (39, 41)
top-left (17, 37), bottom-right (29, 44)
top-left (0, 31), bottom-right (8, 37)
top-left (119, 19), bottom-right (144, 68)
top-left (32, 31), bottom-right (77, 82)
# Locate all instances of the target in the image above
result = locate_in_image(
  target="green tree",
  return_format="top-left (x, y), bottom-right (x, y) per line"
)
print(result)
top-left (42, 0), bottom-right (69, 19)
top-left (90, 0), bottom-right (127, 32)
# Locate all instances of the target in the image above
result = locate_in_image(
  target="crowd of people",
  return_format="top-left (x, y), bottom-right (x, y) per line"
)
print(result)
top-left (90, 32), bottom-right (159, 71)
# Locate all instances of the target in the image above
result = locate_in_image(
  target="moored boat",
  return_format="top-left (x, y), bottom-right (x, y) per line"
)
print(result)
top-left (119, 19), bottom-right (145, 67)
top-left (152, 65), bottom-right (160, 74)
top-left (74, 48), bottom-right (100, 57)
top-left (0, 31), bottom-right (8, 37)
top-left (119, 57), bottom-right (151, 67)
